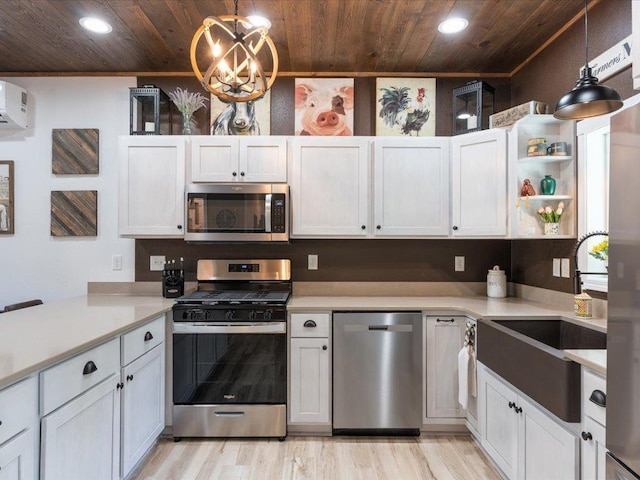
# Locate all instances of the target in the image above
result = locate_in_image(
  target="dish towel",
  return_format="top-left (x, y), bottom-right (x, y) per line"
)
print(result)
top-left (469, 344), bottom-right (477, 398)
top-left (458, 344), bottom-right (470, 409)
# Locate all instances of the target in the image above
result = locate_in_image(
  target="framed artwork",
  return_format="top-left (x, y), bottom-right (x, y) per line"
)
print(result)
top-left (295, 78), bottom-right (354, 136)
top-left (51, 190), bottom-right (97, 237)
top-left (210, 91), bottom-right (271, 135)
top-left (0, 161), bottom-right (14, 234)
top-left (52, 128), bottom-right (99, 174)
top-left (376, 78), bottom-right (436, 136)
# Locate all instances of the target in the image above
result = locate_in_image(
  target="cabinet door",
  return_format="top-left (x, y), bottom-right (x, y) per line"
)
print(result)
top-left (518, 395), bottom-right (578, 480)
top-left (289, 137), bottom-right (370, 237)
top-left (425, 316), bottom-right (466, 418)
top-left (239, 137), bottom-right (287, 182)
top-left (0, 429), bottom-right (35, 480)
top-left (580, 416), bottom-right (607, 480)
top-left (479, 368), bottom-right (519, 479)
top-left (118, 136), bottom-right (186, 237)
top-left (190, 136), bottom-right (240, 182)
top-left (289, 338), bottom-right (330, 424)
top-left (374, 138), bottom-right (450, 236)
top-left (451, 129), bottom-right (507, 236)
top-left (41, 375), bottom-right (120, 480)
top-left (121, 344), bottom-right (165, 478)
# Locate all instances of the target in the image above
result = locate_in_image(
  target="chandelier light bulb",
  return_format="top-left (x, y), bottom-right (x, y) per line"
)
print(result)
top-left (212, 41), bottom-right (222, 58)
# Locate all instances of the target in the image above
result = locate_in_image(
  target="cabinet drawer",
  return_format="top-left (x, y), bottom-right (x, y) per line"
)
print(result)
top-left (290, 313), bottom-right (330, 338)
top-left (583, 367), bottom-right (606, 426)
top-left (40, 338), bottom-right (120, 416)
top-left (0, 376), bottom-right (37, 446)
top-left (122, 315), bottom-right (165, 366)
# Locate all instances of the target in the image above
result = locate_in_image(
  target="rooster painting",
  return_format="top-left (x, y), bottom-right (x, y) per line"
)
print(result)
top-left (376, 78), bottom-right (435, 136)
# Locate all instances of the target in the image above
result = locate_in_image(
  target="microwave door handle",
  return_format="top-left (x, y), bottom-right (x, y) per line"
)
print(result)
top-left (264, 194), bottom-right (272, 232)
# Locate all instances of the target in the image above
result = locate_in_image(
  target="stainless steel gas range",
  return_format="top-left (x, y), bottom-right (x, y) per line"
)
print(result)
top-left (172, 259), bottom-right (290, 440)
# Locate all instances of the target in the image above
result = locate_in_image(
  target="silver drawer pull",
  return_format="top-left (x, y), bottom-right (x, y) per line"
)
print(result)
top-left (214, 412), bottom-right (245, 418)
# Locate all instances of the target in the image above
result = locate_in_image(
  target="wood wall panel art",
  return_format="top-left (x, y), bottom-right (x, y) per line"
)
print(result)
top-left (52, 128), bottom-right (99, 175)
top-left (0, 161), bottom-right (14, 234)
top-left (51, 190), bottom-right (97, 237)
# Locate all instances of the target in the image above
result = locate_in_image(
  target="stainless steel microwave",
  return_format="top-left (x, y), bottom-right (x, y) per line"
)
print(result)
top-left (185, 183), bottom-right (288, 242)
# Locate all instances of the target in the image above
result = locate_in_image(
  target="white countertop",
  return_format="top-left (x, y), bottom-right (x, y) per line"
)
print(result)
top-left (0, 295), bottom-right (174, 389)
top-left (564, 349), bottom-right (607, 375)
top-left (0, 292), bottom-right (607, 391)
top-left (288, 295), bottom-right (608, 331)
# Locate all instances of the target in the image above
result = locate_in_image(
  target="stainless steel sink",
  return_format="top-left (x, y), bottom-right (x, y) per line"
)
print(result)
top-left (477, 318), bottom-right (606, 422)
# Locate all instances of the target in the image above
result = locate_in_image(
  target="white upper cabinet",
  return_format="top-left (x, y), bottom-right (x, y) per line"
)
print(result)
top-left (118, 136), bottom-right (186, 237)
top-left (289, 137), bottom-right (371, 237)
top-left (451, 129), bottom-right (508, 236)
top-left (190, 136), bottom-right (287, 183)
top-left (507, 115), bottom-right (576, 238)
top-left (374, 138), bottom-right (450, 236)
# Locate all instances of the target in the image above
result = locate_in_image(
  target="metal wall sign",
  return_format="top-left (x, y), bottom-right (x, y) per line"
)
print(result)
top-left (580, 35), bottom-right (633, 82)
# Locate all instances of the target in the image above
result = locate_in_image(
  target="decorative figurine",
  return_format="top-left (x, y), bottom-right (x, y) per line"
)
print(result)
top-left (521, 179), bottom-right (536, 196)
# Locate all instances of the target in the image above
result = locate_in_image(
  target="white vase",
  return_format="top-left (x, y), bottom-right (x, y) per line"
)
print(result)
top-left (544, 222), bottom-right (559, 235)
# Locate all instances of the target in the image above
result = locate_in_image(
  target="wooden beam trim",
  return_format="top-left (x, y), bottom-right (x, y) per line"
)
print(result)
top-left (0, 71), bottom-right (511, 78)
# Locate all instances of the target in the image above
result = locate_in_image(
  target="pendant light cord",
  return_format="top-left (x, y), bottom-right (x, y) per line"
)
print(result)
top-left (584, 0), bottom-right (589, 70)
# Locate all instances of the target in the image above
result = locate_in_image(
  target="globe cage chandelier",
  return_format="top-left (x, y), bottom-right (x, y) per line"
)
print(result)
top-left (190, 0), bottom-right (279, 103)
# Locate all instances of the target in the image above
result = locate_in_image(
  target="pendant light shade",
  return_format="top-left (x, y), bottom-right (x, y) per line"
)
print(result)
top-left (553, 0), bottom-right (623, 120)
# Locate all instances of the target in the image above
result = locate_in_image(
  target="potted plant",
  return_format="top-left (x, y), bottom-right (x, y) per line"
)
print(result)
top-left (168, 87), bottom-right (208, 134)
top-left (536, 202), bottom-right (564, 235)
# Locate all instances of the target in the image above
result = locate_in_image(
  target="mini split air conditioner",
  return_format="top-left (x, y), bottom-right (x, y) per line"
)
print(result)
top-left (0, 81), bottom-right (28, 129)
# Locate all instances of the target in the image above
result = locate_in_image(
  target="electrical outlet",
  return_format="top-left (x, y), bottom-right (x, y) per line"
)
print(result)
top-left (553, 258), bottom-right (561, 277)
top-left (455, 256), bottom-right (465, 272)
top-left (561, 258), bottom-right (571, 278)
top-left (150, 255), bottom-right (166, 271)
top-left (112, 254), bottom-right (122, 271)
top-left (308, 254), bottom-right (318, 270)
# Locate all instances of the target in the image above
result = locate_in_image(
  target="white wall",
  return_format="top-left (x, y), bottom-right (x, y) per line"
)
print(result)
top-left (0, 77), bottom-right (137, 306)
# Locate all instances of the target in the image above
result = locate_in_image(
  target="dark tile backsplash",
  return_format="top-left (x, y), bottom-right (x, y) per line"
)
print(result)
top-left (136, 238), bottom-right (577, 294)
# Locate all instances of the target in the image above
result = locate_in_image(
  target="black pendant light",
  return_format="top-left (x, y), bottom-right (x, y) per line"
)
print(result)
top-left (553, 0), bottom-right (623, 120)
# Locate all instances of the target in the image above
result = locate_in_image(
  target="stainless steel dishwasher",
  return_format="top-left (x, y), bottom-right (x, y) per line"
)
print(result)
top-left (333, 311), bottom-right (422, 435)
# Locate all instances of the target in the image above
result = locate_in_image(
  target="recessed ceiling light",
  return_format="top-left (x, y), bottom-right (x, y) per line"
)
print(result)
top-left (79, 17), bottom-right (113, 34)
top-left (438, 17), bottom-right (469, 34)
top-left (246, 15), bottom-right (271, 29)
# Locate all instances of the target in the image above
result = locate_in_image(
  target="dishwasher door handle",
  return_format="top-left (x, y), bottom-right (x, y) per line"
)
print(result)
top-left (344, 324), bottom-right (414, 333)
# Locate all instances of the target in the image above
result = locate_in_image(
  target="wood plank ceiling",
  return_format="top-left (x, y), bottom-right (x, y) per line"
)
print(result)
top-left (0, 0), bottom-right (588, 76)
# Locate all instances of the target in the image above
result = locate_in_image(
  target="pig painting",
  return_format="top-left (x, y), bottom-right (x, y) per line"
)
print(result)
top-left (295, 78), bottom-right (354, 136)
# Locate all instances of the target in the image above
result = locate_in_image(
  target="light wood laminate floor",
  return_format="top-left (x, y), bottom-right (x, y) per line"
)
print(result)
top-left (130, 434), bottom-right (500, 480)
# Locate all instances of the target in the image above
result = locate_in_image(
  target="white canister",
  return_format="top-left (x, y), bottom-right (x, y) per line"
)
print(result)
top-left (487, 265), bottom-right (507, 298)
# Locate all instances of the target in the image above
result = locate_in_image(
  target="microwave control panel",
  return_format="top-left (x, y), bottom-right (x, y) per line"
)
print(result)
top-left (272, 194), bottom-right (286, 233)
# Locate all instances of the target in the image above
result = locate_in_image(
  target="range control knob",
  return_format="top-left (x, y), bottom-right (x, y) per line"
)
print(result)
top-left (264, 309), bottom-right (273, 320)
top-left (249, 310), bottom-right (257, 320)
top-left (225, 310), bottom-right (235, 320)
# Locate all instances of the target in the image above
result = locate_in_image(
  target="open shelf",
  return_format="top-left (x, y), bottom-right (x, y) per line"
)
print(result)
top-left (518, 195), bottom-right (572, 203)
top-left (518, 155), bottom-right (572, 164)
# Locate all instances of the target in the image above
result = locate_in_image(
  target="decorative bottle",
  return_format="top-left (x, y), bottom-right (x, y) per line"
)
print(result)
top-left (540, 175), bottom-right (557, 195)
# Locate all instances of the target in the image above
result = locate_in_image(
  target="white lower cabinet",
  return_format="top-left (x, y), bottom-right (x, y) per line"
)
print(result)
top-left (288, 313), bottom-right (331, 428)
top-left (40, 374), bottom-right (121, 480)
top-left (0, 428), bottom-right (35, 480)
top-left (120, 315), bottom-right (166, 478)
top-left (425, 315), bottom-right (467, 419)
top-left (120, 344), bottom-right (165, 478)
top-left (580, 367), bottom-right (607, 480)
top-left (479, 364), bottom-right (578, 480)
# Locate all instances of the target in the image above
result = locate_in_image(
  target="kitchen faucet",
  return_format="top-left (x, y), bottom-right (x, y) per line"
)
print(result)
top-left (572, 231), bottom-right (609, 294)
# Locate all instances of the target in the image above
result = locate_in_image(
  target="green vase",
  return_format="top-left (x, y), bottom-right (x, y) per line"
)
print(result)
top-left (540, 175), bottom-right (556, 195)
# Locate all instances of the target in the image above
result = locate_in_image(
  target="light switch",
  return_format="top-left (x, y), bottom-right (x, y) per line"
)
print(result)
top-left (308, 254), bottom-right (318, 270)
top-left (112, 254), bottom-right (122, 271)
top-left (455, 256), bottom-right (465, 272)
top-left (553, 258), bottom-right (560, 277)
top-left (561, 258), bottom-right (571, 278)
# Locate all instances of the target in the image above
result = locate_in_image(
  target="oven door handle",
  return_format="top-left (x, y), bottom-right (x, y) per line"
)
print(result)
top-left (173, 322), bottom-right (286, 334)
